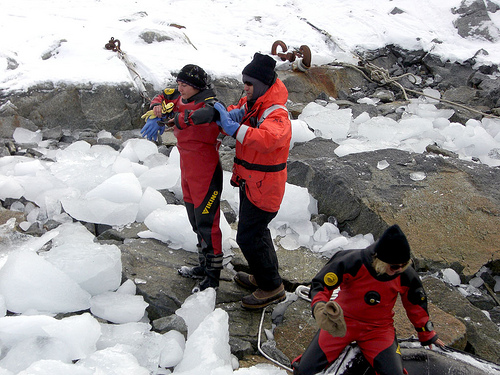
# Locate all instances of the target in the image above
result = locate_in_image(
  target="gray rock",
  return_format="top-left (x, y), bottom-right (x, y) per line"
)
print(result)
top-left (0, 116), bottom-right (38, 138)
top-left (152, 314), bottom-right (187, 337)
top-left (453, 0), bottom-right (500, 42)
top-left (287, 137), bottom-right (500, 277)
top-left (424, 276), bottom-right (500, 363)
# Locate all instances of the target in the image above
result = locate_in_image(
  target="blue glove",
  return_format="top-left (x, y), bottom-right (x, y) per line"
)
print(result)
top-left (140, 118), bottom-right (165, 141)
top-left (228, 107), bottom-right (245, 123)
top-left (214, 102), bottom-right (240, 137)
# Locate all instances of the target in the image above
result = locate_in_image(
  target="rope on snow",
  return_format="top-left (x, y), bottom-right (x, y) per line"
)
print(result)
top-left (299, 17), bottom-right (500, 120)
top-left (104, 37), bottom-right (151, 103)
top-left (332, 61), bottom-right (500, 119)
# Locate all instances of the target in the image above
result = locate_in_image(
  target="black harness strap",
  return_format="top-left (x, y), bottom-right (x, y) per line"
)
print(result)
top-left (234, 157), bottom-right (286, 172)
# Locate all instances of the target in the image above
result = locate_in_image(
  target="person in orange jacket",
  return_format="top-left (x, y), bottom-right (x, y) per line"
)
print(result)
top-left (214, 52), bottom-right (292, 309)
top-left (141, 64), bottom-right (223, 292)
top-left (292, 224), bottom-right (445, 375)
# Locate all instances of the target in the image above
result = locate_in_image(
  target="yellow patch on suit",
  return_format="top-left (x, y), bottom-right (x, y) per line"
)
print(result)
top-left (324, 272), bottom-right (338, 287)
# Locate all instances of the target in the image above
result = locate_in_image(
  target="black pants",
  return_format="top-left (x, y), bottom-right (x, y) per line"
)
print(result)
top-left (236, 186), bottom-right (282, 291)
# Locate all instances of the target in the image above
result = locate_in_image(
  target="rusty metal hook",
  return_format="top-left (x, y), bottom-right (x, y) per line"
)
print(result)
top-left (296, 45), bottom-right (312, 68)
top-left (271, 40), bottom-right (295, 62)
top-left (104, 37), bottom-right (121, 53)
top-left (271, 40), bottom-right (311, 69)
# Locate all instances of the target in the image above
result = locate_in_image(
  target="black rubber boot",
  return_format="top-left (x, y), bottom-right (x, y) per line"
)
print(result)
top-left (195, 269), bottom-right (221, 292)
top-left (178, 247), bottom-right (206, 279)
top-left (192, 253), bottom-right (223, 292)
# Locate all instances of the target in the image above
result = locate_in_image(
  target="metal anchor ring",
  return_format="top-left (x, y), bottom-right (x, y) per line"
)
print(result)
top-left (271, 40), bottom-right (295, 62)
top-left (104, 37), bottom-right (121, 52)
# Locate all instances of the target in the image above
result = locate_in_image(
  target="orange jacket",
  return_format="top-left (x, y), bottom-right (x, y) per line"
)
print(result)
top-left (228, 78), bottom-right (291, 212)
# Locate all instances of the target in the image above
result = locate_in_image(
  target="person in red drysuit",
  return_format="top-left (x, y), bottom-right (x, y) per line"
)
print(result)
top-left (292, 224), bottom-right (445, 375)
top-left (141, 64), bottom-right (223, 292)
top-left (213, 53), bottom-right (292, 309)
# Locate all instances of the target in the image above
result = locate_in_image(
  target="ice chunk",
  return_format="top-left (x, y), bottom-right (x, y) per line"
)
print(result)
top-left (85, 172), bottom-right (142, 203)
top-left (0, 336), bottom-right (72, 373)
top-left (0, 251), bottom-right (91, 314)
top-left (138, 164), bottom-right (181, 190)
top-left (140, 205), bottom-right (198, 251)
top-left (90, 292), bottom-right (148, 324)
top-left (116, 279), bottom-right (137, 295)
top-left (173, 308), bottom-right (232, 374)
top-left (441, 268), bottom-right (461, 286)
top-left (0, 175), bottom-right (24, 200)
top-left (41, 313), bottom-right (101, 359)
top-left (175, 288), bottom-right (216, 337)
top-left (410, 172), bottom-right (426, 181)
top-left (42, 241), bottom-right (122, 296)
top-left (377, 159), bottom-right (390, 170)
top-left (290, 119), bottom-right (315, 148)
top-left (136, 186), bottom-right (168, 222)
top-left (120, 139), bottom-right (158, 163)
top-left (61, 197), bottom-right (138, 226)
top-left (299, 102), bottom-right (352, 141)
top-left (98, 324), bottom-right (184, 371)
top-left (13, 128), bottom-right (43, 145)
top-left (75, 346), bottom-right (150, 375)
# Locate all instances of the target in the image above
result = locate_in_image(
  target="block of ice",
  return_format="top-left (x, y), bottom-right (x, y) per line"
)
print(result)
top-left (42, 241), bottom-right (122, 296)
top-left (13, 128), bottom-right (43, 145)
top-left (90, 292), bottom-right (148, 324)
top-left (61, 197), bottom-right (138, 226)
top-left (175, 288), bottom-right (216, 337)
top-left (85, 172), bottom-right (143, 203)
top-left (140, 205), bottom-right (198, 251)
top-left (75, 346), bottom-right (150, 375)
top-left (120, 139), bottom-right (158, 163)
top-left (136, 186), bottom-right (168, 222)
top-left (173, 308), bottom-right (232, 374)
top-left (0, 251), bottom-right (91, 314)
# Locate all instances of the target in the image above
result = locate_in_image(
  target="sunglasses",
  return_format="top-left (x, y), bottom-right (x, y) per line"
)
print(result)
top-left (389, 261), bottom-right (410, 271)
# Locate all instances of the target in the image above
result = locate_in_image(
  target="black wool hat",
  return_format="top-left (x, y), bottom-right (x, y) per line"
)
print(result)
top-left (176, 64), bottom-right (208, 90)
top-left (242, 53), bottom-right (277, 86)
top-left (374, 224), bottom-right (411, 264)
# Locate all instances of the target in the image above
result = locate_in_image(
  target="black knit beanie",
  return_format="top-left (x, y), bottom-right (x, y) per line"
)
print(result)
top-left (374, 224), bottom-right (411, 264)
top-left (242, 53), bottom-right (277, 86)
top-left (176, 64), bottom-right (208, 90)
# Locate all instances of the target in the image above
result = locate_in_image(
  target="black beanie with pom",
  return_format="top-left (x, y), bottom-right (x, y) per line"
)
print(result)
top-left (374, 224), bottom-right (411, 264)
top-left (242, 53), bottom-right (277, 86)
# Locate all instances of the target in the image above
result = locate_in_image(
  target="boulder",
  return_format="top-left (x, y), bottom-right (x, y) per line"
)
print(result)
top-left (287, 138), bottom-right (500, 277)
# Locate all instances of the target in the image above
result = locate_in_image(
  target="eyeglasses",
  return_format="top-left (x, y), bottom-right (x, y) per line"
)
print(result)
top-left (389, 261), bottom-right (410, 271)
top-left (243, 81), bottom-right (253, 86)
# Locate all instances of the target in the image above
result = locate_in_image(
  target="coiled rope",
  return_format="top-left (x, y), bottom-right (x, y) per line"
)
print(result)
top-left (257, 306), bottom-right (294, 373)
top-left (332, 61), bottom-right (500, 119)
top-left (255, 286), bottom-right (341, 373)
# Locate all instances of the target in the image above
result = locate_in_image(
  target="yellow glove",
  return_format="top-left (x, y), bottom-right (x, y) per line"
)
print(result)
top-left (314, 301), bottom-right (347, 337)
top-left (141, 102), bottom-right (174, 122)
top-left (141, 109), bottom-right (157, 121)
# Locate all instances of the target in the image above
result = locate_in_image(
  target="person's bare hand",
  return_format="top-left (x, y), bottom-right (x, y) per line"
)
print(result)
top-left (429, 338), bottom-right (445, 349)
top-left (153, 105), bottom-right (162, 118)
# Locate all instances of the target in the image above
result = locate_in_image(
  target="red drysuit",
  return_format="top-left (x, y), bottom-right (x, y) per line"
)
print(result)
top-left (293, 244), bottom-right (439, 375)
top-left (150, 87), bottom-right (222, 259)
